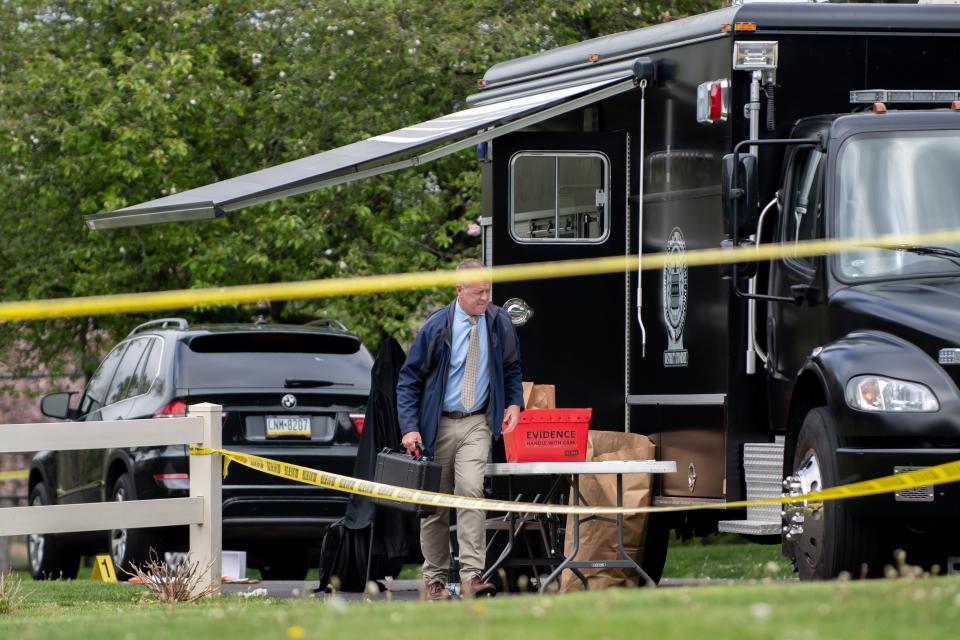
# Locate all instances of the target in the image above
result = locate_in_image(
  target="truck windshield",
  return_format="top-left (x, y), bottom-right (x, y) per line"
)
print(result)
top-left (837, 131), bottom-right (960, 279)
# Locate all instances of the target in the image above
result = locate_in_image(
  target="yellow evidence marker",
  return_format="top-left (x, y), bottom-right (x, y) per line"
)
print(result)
top-left (91, 554), bottom-right (117, 582)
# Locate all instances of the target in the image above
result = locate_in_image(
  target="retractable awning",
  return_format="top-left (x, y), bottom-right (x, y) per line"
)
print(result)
top-left (85, 75), bottom-right (637, 229)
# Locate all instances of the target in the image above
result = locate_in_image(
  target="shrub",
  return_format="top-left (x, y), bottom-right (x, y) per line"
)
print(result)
top-left (0, 571), bottom-right (25, 614)
top-left (123, 552), bottom-right (219, 604)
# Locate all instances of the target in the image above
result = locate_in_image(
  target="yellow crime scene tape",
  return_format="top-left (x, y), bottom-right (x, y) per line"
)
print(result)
top-left (189, 445), bottom-right (960, 516)
top-left (6, 222), bottom-right (960, 508)
top-left (2, 227), bottom-right (960, 322)
top-left (0, 469), bottom-right (28, 481)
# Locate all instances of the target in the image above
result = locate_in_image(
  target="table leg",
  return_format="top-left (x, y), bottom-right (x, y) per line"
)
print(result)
top-left (615, 473), bottom-right (655, 587)
top-left (481, 478), bottom-right (516, 584)
top-left (539, 475), bottom-right (587, 594)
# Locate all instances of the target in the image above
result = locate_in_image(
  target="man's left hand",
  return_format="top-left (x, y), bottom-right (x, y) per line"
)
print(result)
top-left (503, 404), bottom-right (521, 430)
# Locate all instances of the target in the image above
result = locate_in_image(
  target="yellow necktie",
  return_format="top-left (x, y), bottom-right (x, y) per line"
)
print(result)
top-left (461, 316), bottom-right (480, 410)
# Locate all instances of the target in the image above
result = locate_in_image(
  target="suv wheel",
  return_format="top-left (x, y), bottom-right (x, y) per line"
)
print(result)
top-left (110, 473), bottom-right (161, 575)
top-left (28, 483), bottom-right (81, 580)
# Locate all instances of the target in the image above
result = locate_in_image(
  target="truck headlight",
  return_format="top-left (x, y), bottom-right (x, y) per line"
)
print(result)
top-left (845, 376), bottom-right (939, 412)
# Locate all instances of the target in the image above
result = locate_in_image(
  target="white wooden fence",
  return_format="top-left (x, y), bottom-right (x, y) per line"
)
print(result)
top-left (0, 403), bottom-right (222, 596)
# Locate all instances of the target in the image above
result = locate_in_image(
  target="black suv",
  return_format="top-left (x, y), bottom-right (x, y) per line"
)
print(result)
top-left (28, 317), bottom-right (372, 580)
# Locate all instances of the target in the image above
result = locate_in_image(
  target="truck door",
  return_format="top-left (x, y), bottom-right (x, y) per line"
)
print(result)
top-left (768, 147), bottom-right (828, 397)
top-left (491, 132), bottom-right (627, 429)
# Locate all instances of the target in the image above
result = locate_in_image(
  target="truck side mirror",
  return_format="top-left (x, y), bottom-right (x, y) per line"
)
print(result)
top-left (722, 153), bottom-right (759, 238)
top-left (41, 391), bottom-right (78, 420)
top-left (719, 238), bottom-right (759, 281)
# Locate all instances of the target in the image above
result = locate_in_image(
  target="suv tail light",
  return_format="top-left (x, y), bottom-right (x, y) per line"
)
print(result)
top-left (154, 400), bottom-right (188, 417)
top-left (349, 413), bottom-right (365, 437)
top-left (154, 400), bottom-right (229, 424)
top-left (153, 473), bottom-right (189, 480)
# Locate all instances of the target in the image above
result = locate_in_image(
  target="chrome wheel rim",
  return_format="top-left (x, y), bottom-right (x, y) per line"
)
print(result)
top-left (110, 485), bottom-right (127, 568)
top-left (795, 449), bottom-right (825, 571)
top-left (28, 494), bottom-right (44, 573)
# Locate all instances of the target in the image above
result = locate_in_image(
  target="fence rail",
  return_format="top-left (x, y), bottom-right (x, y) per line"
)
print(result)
top-left (0, 403), bottom-right (222, 596)
top-left (0, 418), bottom-right (205, 453)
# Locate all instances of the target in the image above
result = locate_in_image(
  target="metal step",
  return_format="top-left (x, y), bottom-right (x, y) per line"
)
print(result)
top-left (716, 519), bottom-right (781, 536)
top-left (716, 441), bottom-right (785, 538)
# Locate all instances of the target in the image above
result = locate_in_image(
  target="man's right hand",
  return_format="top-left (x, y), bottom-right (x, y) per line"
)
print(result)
top-left (401, 431), bottom-right (423, 456)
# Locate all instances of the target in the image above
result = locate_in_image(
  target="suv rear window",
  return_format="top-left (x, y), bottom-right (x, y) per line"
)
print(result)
top-left (188, 333), bottom-right (361, 354)
top-left (177, 332), bottom-right (372, 390)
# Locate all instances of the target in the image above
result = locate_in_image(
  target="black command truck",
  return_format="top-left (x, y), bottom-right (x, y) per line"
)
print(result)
top-left (472, 1), bottom-right (960, 581)
top-left (95, 2), bottom-right (960, 581)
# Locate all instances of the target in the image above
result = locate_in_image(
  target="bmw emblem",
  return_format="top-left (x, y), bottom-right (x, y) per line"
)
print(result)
top-left (281, 394), bottom-right (298, 409)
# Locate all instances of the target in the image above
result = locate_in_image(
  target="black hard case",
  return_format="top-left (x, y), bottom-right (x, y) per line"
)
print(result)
top-left (373, 448), bottom-right (442, 517)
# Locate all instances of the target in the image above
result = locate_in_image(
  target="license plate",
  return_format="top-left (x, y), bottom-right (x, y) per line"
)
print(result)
top-left (266, 415), bottom-right (311, 437)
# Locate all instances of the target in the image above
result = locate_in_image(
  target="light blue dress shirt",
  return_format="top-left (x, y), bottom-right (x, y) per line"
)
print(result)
top-left (443, 300), bottom-right (490, 413)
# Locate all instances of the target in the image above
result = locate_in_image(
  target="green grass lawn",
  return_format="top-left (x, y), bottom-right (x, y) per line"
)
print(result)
top-left (5, 534), bottom-right (796, 584)
top-left (662, 535), bottom-right (795, 580)
top-left (3, 572), bottom-right (960, 639)
top-left (7, 536), bottom-right (794, 581)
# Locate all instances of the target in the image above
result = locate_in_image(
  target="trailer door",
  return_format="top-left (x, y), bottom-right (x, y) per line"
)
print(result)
top-left (491, 132), bottom-right (627, 429)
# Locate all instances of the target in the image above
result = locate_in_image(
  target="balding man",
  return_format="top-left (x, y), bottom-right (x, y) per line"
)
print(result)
top-left (397, 259), bottom-right (523, 600)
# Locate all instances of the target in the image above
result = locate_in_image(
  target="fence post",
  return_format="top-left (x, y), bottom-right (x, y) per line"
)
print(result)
top-left (188, 403), bottom-right (222, 597)
top-left (0, 524), bottom-right (9, 573)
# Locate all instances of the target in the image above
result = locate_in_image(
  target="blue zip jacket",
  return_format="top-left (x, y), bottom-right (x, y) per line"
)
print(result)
top-left (397, 301), bottom-right (523, 456)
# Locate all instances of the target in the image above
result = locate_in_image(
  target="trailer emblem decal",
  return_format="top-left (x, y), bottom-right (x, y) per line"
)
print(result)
top-left (662, 227), bottom-right (689, 367)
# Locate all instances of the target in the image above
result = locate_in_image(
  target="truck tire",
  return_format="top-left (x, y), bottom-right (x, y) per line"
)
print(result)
top-left (789, 407), bottom-right (884, 579)
top-left (110, 473), bottom-right (161, 575)
top-left (27, 483), bottom-right (81, 580)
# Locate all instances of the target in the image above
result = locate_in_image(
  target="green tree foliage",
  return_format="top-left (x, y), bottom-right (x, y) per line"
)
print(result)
top-left (0, 0), bottom-right (722, 379)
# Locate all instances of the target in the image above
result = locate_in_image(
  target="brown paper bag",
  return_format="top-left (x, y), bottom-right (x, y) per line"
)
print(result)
top-left (560, 430), bottom-right (656, 591)
top-left (522, 381), bottom-right (556, 409)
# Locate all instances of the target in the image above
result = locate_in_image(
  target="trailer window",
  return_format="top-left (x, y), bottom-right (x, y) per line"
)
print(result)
top-left (509, 152), bottom-right (609, 243)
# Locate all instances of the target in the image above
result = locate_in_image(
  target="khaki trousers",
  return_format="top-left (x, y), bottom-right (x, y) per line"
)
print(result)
top-left (420, 413), bottom-right (490, 585)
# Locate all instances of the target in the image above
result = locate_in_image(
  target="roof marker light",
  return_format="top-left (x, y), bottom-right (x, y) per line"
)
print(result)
top-left (872, 102), bottom-right (888, 114)
top-left (588, 54), bottom-right (599, 63)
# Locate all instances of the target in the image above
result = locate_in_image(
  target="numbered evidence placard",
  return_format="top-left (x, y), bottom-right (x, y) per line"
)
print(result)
top-left (91, 554), bottom-right (117, 582)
